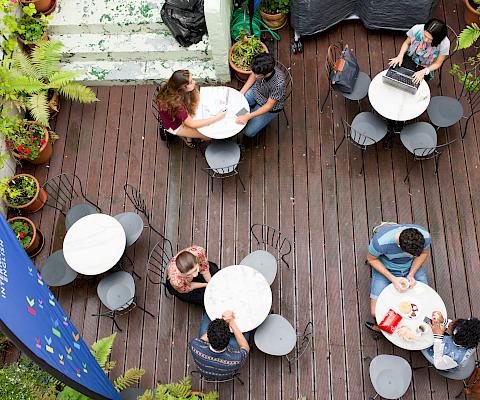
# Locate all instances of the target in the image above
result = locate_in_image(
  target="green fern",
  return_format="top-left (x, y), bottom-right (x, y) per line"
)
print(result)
top-left (103, 360), bottom-right (117, 373)
top-left (12, 51), bottom-right (41, 80)
top-left (27, 92), bottom-right (49, 125)
top-left (113, 367), bottom-right (145, 392)
top-left (137, 389), bottom-right (154, 400)
top-left (201, 391), bottom-right (219, 400)
top-left (30, 40), bottom-right (63, 78)
top-left (57, 82), bottom-right (98, 103)
top-left (456, 23), bottom-right (480, 50)
top-left (48, 70), bottom-right (82, 88)
top-left (91, 332), bottom-right (116, 368)
top-left (162, 376), bottom-right (192, 398)
top-left (154, 385), bottom-right (168, 400)
top-left (8, 75), bottom-right (45, 93)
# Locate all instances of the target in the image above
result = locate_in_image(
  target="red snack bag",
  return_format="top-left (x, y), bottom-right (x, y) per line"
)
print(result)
top-left (378, 309), bottom-right (403, 334)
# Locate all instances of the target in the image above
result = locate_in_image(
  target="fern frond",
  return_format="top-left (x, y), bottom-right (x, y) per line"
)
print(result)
top-left (202, 391), bottom-right (220, 400)
top-left (113, 368), bottom-right (145, 392)
top-left (12, 51), bottom-right (41, 80)
top-left (91, 332), bottom-right (116, 367)
top-left (457, 23), bottom-right (480, 50)
top-left (27, 92), bottom-right (50, 126)
top-left (163, 376), bottom-right (192, 398)
top-left (57, 82), bottom-right (98, 103)
top-left (9, 75), bottom-right (45, 93)
top-left (103, 360), bottom-right (116, 373)
top-left (154, 385), bottom-right (168, 400)
top-left (30, 40), bottom-right (63, 78)
top-left (48, 70), bottom-right (81, 88)
top-left (137, 389), bottom-right (154, 400)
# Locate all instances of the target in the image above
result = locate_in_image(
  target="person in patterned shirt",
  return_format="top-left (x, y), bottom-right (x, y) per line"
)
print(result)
top-left (236, 53), bottom-right (286, 138)
top-left (166, 245), bottom-right (219, 305)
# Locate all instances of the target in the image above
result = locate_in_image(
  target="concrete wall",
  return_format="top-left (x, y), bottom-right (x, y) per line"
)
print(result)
top-left (204, 0), bottom-right (232, 82)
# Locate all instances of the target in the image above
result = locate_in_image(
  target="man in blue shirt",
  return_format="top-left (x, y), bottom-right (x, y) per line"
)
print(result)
top-left (365, 223), bottom-right (430, 332)
top-left (189, 311), bottom-right (250, 381)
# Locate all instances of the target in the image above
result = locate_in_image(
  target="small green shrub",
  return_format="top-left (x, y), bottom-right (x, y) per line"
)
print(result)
top-left (260, 0), bottom-right (290, 14)
top-left (0, 175), bottom-right (38, 207)
top-left (231, 34), bottom-right (266, 71)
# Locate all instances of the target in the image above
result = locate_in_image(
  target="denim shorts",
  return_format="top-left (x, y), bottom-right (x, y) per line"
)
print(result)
top-left (370, 266), bottom-right (428, 299)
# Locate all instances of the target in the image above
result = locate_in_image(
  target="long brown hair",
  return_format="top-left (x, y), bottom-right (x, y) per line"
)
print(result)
top-left (155, 70), bottom-right (199, 118)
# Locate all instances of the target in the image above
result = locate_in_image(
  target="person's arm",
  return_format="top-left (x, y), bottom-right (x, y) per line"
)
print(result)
top-left (183, 113), bottom-right (225, 129)
top-left (367, 252), bottom-right (406, 292)
top-left (202, 269), bottom-right (212, 282)
top-left (240, 73), bottom-right (257, 95)
top-left (412, 55), bottom-right (447, 84)
top-left (389, 37), bottom-right (413, 67)
top-left (406, 248), bottom-right (429, 286)
top-left (236, 98), bottom-right (276, 125)
top-left (229, 319), bottom-right (250, 352)
top-left (190, 282), bottom-right (208, 289)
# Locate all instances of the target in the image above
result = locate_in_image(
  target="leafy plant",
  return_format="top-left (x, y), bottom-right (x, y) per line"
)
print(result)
top-left (472, 0), bottom-right (480, 13)
top-left (4, 120), bottom-right (48, 160)
top-left (9, 219), bottom-right (34, 248)
top-left (17, 13), bottom-right (49, 44)
top-left (0, 175), bottom-right (38, 207)
top-left (450, 23), bottom-right (480, 93)
top-left (137, 376), bottom-right (219, 400)
top-left (0, 331), bottom-right (11, 351)
top-left (5, 40), bottom-right (98, 126)
top-left (260, 0), bottom-right (290, 14)
top-left (231, 33), bottom-right (266, 71)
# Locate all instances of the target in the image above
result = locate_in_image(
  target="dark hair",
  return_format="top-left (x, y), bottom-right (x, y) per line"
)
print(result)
top-left (207, 319), bottom-right (230, 350)
top-left (451, 318), bottom-right (480, 349)
top-left (398, 228), bottom-right (425, 257)
top-left (175, 251), bottom-right (197, 274)
top-left (424, 18), bottom-right (447, 47)
top-left (251, 53), bottom-right (275, 75)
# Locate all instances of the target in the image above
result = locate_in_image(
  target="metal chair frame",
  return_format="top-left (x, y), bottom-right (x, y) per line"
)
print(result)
top-left (92, 295), bottom-right (154, 332)
top-left (250, 223), bottom-right (292, 269)
top-left (437, 25), bottom-right (459, 87)
top-left (42, 173), bottom-right (101, 216)
top-left (203, 162), bottom-right (246, 193)
top-left (285, 321), bottom-right (313, 373)
top-left (190, 370), bottom-right (245, 385)
top-left (152, 85), bottom-right (176, 147)
top-left (404, 138), bottom-right (459, 183)
top-left (146, 237), bottom-right (175, 297)
top-left (275, 61), bottom-right (293, 127)
top-left (113, 253), bottom-right (141, 280)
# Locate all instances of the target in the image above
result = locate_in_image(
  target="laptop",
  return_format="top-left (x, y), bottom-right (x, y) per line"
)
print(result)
top-left (382, 66), bottom-right (420, 94)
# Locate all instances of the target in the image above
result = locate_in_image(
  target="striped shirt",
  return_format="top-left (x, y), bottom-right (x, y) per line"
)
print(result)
top-left (189, 338), bottom-right (248, 380)
top-left (368, 224), bottom-right (431, 271)
top-left (252, 67), bottom-right (286, 112)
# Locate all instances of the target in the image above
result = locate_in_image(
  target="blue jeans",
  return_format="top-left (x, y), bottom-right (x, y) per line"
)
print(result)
top-left (243, 89), bottom-right (278, 137)
top-left (370, 267), bottom-right (428, 299)
top-left (198, 313), bottom-right (250, 350)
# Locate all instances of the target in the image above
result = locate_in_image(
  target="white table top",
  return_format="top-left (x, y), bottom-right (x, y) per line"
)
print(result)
top-left (368, 70), bottom-right (431, 121)
top-left (63, 213), bottom-right (126, 275)
top-left (195, 86), bottom-right (250, 139)
top-left (204, 265), bottom-right (272, 332)
top-left (375, 282), bottom-right (447, 350)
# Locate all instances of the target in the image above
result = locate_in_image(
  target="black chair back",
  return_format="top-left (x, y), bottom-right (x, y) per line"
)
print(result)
top-left (42, 173), bottom-right (99, 216)
top-left (275, 61), bottom-right (293, 102)
top-left (342, 119), bottom-right (377, 151)
top-left (146, 237), bottom-right (174, 290)
top-left (250, 223), bottom-right (292, 268)
top-left (190, 370), bottom-right (244, 385)
top-left (124, 184), bottom-right (150, 220)
top-left (202, 162), bottom-right (246, 193)
top-left (285, 321), bottom-right (313, 373)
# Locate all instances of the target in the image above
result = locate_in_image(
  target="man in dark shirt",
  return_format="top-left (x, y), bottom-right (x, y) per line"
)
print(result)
top-left (188, 311), bottom-right (250, 381)
top-left (236, 53), bottom-right (286, 138)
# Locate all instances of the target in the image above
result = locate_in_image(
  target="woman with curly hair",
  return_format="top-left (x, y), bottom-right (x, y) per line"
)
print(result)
top-left (155, 70), bottom-right (225, 147)
top-left (422, 313), bottom-right (480, 370)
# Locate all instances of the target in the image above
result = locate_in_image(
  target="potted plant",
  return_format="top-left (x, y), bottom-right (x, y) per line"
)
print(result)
top-left (450, 23), bottom-right (480, 93)
top-left (21, 0), bottom-right (56, 15)
top-left (17, 7), bottom-right (50, 49)
top-left (7, 216), bottom-right (44, 256)
top-left (6, 40), bottom-right (98, 126)
top-left (259, 0), bottom-right (290, 30)
top-left (464, 0), bottom-right (480, 25)
top-left (229, 33), bottom-right (268, 82)
top-left (137, 376), bottom-right (219, 400)
top-left (0, 173), bottom-right (47, 213)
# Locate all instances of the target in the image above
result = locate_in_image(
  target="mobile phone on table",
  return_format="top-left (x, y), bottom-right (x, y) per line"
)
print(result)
top-left (236, 107), bottom-right (248, 117)
top-left (423, 316), bottom-right (432, 325)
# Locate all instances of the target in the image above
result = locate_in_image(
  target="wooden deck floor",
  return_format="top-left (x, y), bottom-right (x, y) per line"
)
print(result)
top-left (7, 0), bottom-right (480, 398)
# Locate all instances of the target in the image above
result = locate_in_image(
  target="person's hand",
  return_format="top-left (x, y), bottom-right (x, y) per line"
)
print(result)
top-left (392, 277), bottom-right (409, 293)
top-left (388, 55), bottom-right (403, 68)
top-left (432, 322), bottom-right (445, 335)
top-left (432, 311), bottom-right (445, 325)
top-left (215, 111), bottom-right (226, 120)
top-left (235, 114), bottom-right (250, 125)
top-left (406, 274), bottom-right (417, 288)
top-left (412, 70), bottom-right (426, 85)
top-left (222, 310), bottom-right (235, 323)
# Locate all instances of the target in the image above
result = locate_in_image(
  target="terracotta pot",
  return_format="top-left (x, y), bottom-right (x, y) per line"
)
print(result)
top-left (228, 41), bottom-right (269, 82)
top-left (7, 216), bottom-right (44, 257)
top-left (21, 0), bottom-right (56, 15)
top-left (10, 122), bottom-right (53, 165)
top-left (259, 10), bottom-right (288, 30)
top-left (4, 174), bottom-right (47, 213)
top-left (464, 0), bottom-right (480, 25)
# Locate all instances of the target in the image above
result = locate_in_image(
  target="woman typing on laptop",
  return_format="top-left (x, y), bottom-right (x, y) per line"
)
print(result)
top-left (388, 18), bottom-right (449, 85)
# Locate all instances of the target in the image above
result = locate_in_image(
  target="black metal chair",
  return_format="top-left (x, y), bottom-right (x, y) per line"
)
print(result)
top-left (285, 321), bottom-right (314, 373)
top-left (275, 61), bottom-right (293, 127)
top-left (152, 85), bottom-right (176, 147)
top-left (146, 236), bottom-right (175, 297)
top-left (92, 271), bottom-right (154, 331)
top-left (437, 24), bottom-right (459, 87)
top-left (249, 223), bottom-right (292, 269)
top-left (42, 173), bottom-right (101, 230)
top-left (190, 370), bottom-right (245, 385)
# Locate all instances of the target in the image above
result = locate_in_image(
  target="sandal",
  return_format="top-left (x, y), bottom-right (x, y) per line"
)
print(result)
top-left (364, 321), bottom-right (382, 333)
top-left (181, 137), bottom-right (197, 149)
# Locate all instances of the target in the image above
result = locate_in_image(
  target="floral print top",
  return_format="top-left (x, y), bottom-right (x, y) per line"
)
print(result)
top-left (167, 245), bottom-right (209, 293)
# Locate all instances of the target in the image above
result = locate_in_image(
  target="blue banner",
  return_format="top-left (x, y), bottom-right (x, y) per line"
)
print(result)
top-left (0, 214), bottom-right (120, 400)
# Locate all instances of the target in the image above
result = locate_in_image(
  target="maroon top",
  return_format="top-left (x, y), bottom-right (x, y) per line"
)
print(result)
top-left (158, 106), bottom-right (188, 131)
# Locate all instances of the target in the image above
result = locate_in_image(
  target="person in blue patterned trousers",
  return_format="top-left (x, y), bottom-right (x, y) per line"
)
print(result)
top-left (365, 222), bottom-right (431, 333)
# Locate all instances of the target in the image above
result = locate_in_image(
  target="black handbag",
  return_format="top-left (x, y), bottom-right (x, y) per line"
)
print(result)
top-left (327, 44), bottom-right (360, 94)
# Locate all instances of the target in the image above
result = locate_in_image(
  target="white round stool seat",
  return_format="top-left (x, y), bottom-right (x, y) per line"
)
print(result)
top-left (254, 314), bottom-right (296, 356)
top-left (240, 250), bottom-right (277, 285)
top-left (369, 355), bottom-right (412, 399)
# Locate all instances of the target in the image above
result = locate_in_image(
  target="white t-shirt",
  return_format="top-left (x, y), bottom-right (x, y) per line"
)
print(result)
top-left (407, 24), bottom-right (450, 56)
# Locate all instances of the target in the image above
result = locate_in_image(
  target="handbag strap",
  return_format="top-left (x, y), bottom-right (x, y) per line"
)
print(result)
top-left (327, 44), bottom-right (344, 69)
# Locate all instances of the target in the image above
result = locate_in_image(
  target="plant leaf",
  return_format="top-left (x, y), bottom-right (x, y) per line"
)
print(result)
top-left (91, 332), bottom-right (116, 367)
top-left (27, 92), bottom-right (50, 126)
top-left (48, 70), bottom-right (81, 88)
top-left (57, 82), bottom-right (98, 103)
top-left (9, 75), bottom-right (45, 93)
top-left (113, 368), bottom-right (145, 392)
top-left (30, 40), bottom-right (63, 78)
top-left (457, 23), bottom-right (480, 50)
top-left (12, 50), bottom-right (41, 80)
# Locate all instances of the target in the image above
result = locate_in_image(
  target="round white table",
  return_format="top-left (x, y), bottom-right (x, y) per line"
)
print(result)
top-left (368, 70), bottom-right (431, 121)
top-left (63, 213), bottom-right (126, 275)
top-left (375, 282), bottom-right (447, 350)
top-left (196, 86), bottom-right (250, 139)
top-left (204, 265), bottom-right (272, 332)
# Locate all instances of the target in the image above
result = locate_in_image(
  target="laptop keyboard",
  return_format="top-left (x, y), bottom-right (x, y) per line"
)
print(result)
top-left (385, 68), bottom-right (419, 88)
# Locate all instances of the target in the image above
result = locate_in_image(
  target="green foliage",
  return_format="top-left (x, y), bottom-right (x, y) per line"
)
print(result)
top-left (260, 0), bottom-right (290, 14)
top-left (9, 219), bottom-right (34, 248)
top-left (0, 331), bottom-right (11, 351)
top-left (474, 0), bottom-right (480, 12)
top-left (231, 33), bottom-right (266, 71)
top-left (113, 368), bottom-right (145, 392)
top-left (0, 357), bottom-right (55, 400)
top-left (450, 23), bottom-right (480, 94)
top-left (4, 121), bottom-right (48, 160)
top-left (137, 376), bottom-right (219, 400)
top-left (0, 175), bottom-right (38, 206)
top-left (91, 332), bottom-right (116, 369)
top-left (17, 13), bottom-right (49, 44)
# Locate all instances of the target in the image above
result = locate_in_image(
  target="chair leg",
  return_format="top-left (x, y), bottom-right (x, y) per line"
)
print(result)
top-left (111, 316), bottom-right (123, 332)
top-left (320, 88), bottom-right (331, 113)
top-left (137, 304), bottom-right (155, 318)
top-left (236, 375), bottom-right (245, 385)
top-left (237, 173), bottom-right (246, 192)
top-left (434, 153), bottom-right (442, 175)
top-left (334, 135), bottom-right (346, 155)
top-left (357, 99), bottom-right (362, 113)
top-left (282, 108), bottom-right (290, 128)
top-left (404, 159), bottom-right (413, 183)
top-left (359, 156), bottom-right (365, 175)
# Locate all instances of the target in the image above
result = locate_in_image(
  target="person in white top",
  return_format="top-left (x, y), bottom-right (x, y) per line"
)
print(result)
top-left (389, 18), bottom-right (450, 85)
top-left (422, 312), bottom-right (480, 370)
